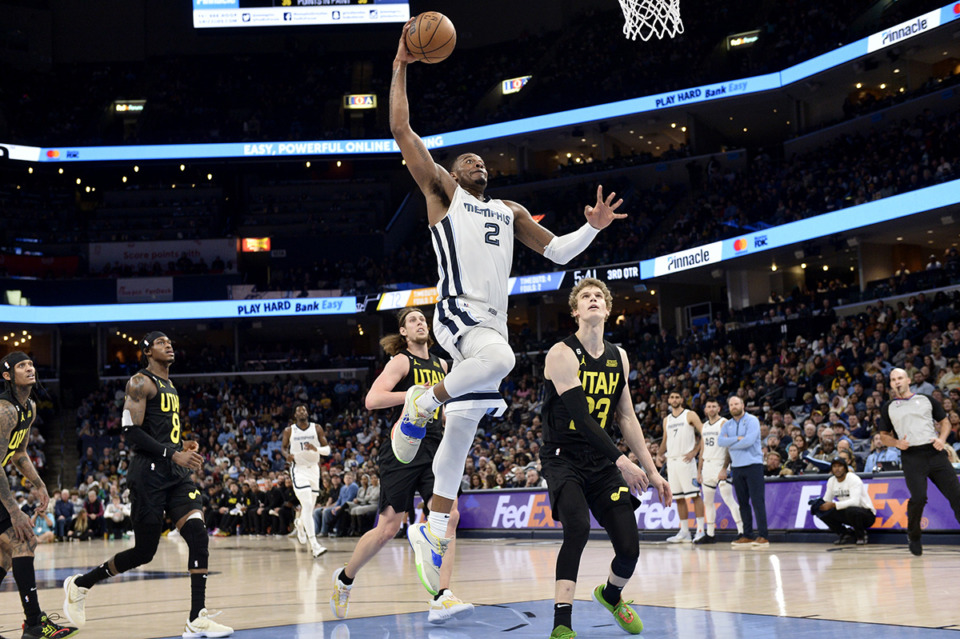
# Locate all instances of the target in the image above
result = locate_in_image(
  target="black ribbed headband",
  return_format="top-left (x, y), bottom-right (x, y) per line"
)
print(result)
top-left (1, 351), bottom-right (30, 375)
top-left (140, 331), bottom-right (169, 353)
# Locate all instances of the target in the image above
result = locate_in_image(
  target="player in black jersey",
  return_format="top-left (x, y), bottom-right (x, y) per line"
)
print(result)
top-left (63, 332), bottom-right (234, 638)
top-left (541, 279), bottom-right (670, 639)
top-left (0, 352), bottom-right (78, 638)
top-left (331, 307), bottom-right (473, 625)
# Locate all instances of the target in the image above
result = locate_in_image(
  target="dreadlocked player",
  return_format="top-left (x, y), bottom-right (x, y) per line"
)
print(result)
top-left (0, 351), bottom-right (78, 638)
top-left (63, 332), bottom-right (233, 637)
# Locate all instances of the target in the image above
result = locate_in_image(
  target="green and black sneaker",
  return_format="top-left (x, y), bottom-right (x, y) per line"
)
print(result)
top-left (591, 584), bottom-right (644, 634)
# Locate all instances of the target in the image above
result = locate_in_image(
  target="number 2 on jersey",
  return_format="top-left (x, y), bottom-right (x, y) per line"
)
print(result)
top-left (484, 223), bottom-right (500, 246)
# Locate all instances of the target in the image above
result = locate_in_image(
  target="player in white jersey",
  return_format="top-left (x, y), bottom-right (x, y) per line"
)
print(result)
top-left (389, 22), bottom-right (627, 595)
top-left (281, 405), bottom-right (330, 558)
top-left (694, 398), bottom-right (743, 545)
top-left (658, 390), bottom-right (705, 543)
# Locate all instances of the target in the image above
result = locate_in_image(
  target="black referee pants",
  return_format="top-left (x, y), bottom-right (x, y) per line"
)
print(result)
top-left (902, 444), bottom-right (960, 541)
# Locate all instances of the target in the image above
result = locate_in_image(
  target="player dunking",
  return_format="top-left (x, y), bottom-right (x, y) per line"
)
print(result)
top-left (331, 308), bottom-right (474, 624)
top-left (282, 404), bottom-right (330, 558)
top-left (0, 352), bottom-right (78, 638)
top-left (659, 390), bottom-right (705, 543)
top-left (541, 279), bottom-right (670, 639)
top-left (64, 332), bottom-right (233, 638)
top-left (695, 398), bottom-right (743, 544)
top-left (390, 21), bottom-right (626, 594)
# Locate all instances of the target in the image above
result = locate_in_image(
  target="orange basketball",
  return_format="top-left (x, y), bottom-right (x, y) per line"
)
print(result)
top-left (405, 12), bottom-right (456, 64)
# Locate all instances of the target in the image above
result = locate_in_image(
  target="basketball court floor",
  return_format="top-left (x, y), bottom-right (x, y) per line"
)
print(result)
top-left (2, 535), bottom-right (959, 638)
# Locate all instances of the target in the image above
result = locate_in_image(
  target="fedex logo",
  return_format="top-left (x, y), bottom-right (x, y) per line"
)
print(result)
top-left (492, 494), bottom-right (558, 528)
top-left (794, 482), bottom-right (909, 530)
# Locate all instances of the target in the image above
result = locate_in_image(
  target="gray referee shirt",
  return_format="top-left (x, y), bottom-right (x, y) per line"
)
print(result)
top-left (878, 394), bottom-right (947, 447)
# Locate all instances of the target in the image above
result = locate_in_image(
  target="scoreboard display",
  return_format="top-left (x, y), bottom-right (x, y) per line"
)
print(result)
top-left (193, 0), bottom-right (409, 29)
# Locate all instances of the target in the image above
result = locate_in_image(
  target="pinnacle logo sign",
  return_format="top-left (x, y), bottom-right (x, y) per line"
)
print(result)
top-left (653, 241), bottom-right (723, 277)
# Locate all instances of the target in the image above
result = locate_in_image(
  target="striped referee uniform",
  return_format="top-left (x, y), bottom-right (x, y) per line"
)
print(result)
top-left (879, 392), bottom-right (960, 551)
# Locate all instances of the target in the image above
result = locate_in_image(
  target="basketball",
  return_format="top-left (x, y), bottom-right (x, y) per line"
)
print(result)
top-left (405, 12), bottom-right (456, 64)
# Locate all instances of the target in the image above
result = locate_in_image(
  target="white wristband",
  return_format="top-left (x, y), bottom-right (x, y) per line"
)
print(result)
top-left (542, 223), bottom-right (601, 265)
top-left (122, 409), bottom-right (135, 428)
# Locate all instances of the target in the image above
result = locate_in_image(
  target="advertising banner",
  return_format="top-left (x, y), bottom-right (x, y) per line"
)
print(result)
top-left (454, 476), bottom-right (956, 532)
top-left (117, 277), bottom-right (174, 303)
top-left (89, 239), bottom-right (237, 273)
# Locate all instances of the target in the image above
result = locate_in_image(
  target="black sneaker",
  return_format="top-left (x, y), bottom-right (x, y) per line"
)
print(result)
top-left (833, 534), bottom-right (855, 545)
top-left (693, 534), bottom-right (716, 545)
top-left (909, 538), bottom-right (923, 556)
top-left (856, 533), bottom-right (869, 546)
top-left (21, 613), bottom-right (79, 638)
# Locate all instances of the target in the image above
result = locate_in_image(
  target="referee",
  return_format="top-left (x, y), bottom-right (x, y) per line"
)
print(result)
top-left (878, 368), bottom-right (960, 555)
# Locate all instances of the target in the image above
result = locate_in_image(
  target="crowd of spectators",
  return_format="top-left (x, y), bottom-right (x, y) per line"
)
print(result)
top-left (56, 279), bottom-right (960, 542)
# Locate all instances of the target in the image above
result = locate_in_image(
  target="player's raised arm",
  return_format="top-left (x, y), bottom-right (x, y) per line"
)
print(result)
top-left (511, 185), bottom-right (625, 264)
top-left (390, 21), bottom-right (456, 211)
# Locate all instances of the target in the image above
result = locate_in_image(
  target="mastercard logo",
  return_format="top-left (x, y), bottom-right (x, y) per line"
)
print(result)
top-left (46, 150), bottom-right (60, 158)
top-left (733, 238), bottom-right (748, 251)
top-left (955, 3), bottom-right (960, 14)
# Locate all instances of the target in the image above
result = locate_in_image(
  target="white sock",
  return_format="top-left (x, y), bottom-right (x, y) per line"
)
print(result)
top-left (415, 387), bottom-right (442, 415)
top-left (679, 519), bottom-right (690, 535)
top-left (707, 522), bottom-right (716, 536)
top-left (696, 517), bottom-right (705, 534)
top-left (428, 511), bottom-right (451, 539)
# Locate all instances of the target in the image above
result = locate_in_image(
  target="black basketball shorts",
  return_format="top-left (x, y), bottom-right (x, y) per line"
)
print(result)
top-left (541, 450), bottom-right (640, 524)
top-left (127, 455), bottom-right (203, 527)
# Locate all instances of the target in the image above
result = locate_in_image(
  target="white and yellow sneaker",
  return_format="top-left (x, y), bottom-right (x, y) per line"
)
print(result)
top-left (183, 609), bottom-right (233, 638)
top-left (330, 566), bottom-right (352, 619)
top-left (391, 385), bottom-right (432, 463)
top-left (428, 590), bottom-right (475, 625)
top-left (408, 522), bottom-right (449, 596)
top-left (62, 574), bottom-right (88, 627)
top-left (295, 517), bottom-right (307, 545)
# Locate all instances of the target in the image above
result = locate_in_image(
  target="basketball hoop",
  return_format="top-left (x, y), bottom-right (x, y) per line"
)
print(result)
top-left (618, 0), bottom-right (684, 41)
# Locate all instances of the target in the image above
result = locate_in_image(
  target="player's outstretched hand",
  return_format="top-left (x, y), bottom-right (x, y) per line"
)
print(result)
top-left (183, 440), bottom-right (199, 452)
top-left (584, 185), bottom-right (625, 230)
top-left (396, 18), bottom-right (418, 64)
top-left (173, 449), bottom-right (203, 472)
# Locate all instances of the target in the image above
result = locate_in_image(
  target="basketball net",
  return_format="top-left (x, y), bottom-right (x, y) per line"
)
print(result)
top-left (618, 0), bottom-right (684, 41)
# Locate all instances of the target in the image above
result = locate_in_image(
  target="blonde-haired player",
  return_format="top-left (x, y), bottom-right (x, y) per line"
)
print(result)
top-left (694, 398), bottom-right (743, 544)
top-left (658, 390), bottom-right (705, 542)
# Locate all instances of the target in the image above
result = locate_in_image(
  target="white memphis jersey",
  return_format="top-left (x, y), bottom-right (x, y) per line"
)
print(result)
top-left (430, 185), bottom-right (515, 315)
top-left (290, 423), bottom-right (321, 467)
top-left (701, 418), bottom-right (727, 462)
top-left (665, 409), bottom-right (697, 459)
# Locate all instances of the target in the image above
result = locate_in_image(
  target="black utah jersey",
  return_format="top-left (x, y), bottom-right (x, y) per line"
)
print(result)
top-left (132, 368), bottom-right (183, 451)
top-left (0, 390), bottom-right (33, 467)
top-left (542, 335), bottom-right (626, 451)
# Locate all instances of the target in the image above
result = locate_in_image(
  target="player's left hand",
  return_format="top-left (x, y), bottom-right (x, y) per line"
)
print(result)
top-left (183, 440), bottom-right (200, 453)
top-left (683, 451), bottom-right (696, 463)
top-left (932, 438), bottom-right (946, 451)
top-left (584, 185), bottom-right (626, 230)
top-left (395, 18), bottom-right (418, 64)
top-left (303, 443), bottom-right (318, 452)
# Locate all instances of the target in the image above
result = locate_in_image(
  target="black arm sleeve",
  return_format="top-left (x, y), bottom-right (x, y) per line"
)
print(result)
top-left (124, 426), bottom-right (177, 459)
top-left (559, 386), bottom-right (623, 464)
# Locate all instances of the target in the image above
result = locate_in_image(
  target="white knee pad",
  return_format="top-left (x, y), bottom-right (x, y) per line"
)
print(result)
top-left (432, 406), bottom-right (486, 500)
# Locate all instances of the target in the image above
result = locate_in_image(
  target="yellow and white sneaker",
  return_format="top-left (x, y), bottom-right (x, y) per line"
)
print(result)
top-left (391, 385), bottom-right (432, 463)
top-left (428, 590), bottom-right (475, 624)
top-left (408, 522), bottom-right (449, 596)
top-left (62, 574), bottom-right (88, 627)
top-left (330, 566), bottom-right (352, 619)
top-left (295, 517), bottom-right (307, 545)
top-left (183, 609), bottom-right (233, 638)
